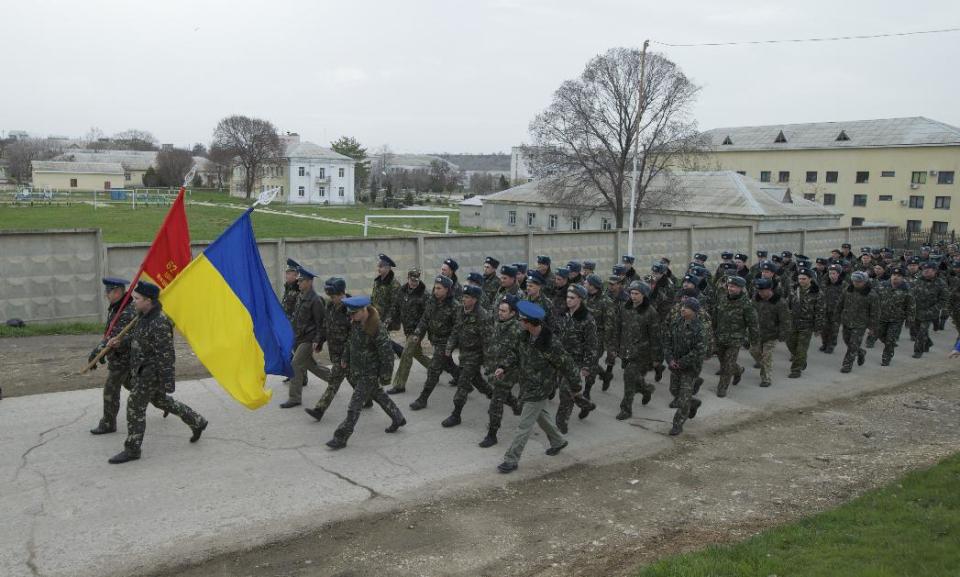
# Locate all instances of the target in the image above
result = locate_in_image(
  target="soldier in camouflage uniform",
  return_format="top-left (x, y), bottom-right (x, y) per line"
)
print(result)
top-left (494, 265), bottom-right (523, 307)
top-left (106, 281), bottom-right (206, 464)
top-left (385, 269), bottom-right (430, 393)
top-left (566, 261), bottom-right (584, 287)
top-left (554, 284), bottom-right (599, 433)
top-left (326, 297), bottom-right (406, 449)
top-left (441, 285), bottom-right (495, 428)
top-left (481, 256), bottom-right (502, 309)
top-left (664, 298), bottom-right (707, 436)
top-left (479, 296), bottom-right (524, 448)
top-left (786, 268), bottom-right (824, 378)
top-left (875, 267), bottom-right (915, 366)
top-left (280, 260), bottom-right (301, 320)
top-left (911, 261), bottom-right (949, 357)
top-left (551, 267), bottom-right (572, 316)
top-left (90, 277), bottom-right (138, 435)
top-left (611, 281), bottom-right (662, 420)
top-left (440, 258), bottom-right (463, 299)
top-left (622, 255), bottom-right (638, 283)
top-left (523, 271), bottom-right (555, 330)
top-left (409, 275), bottom-right (461, 410)
top-left (304, 277), bottom-right (354, 422)
top-left (494, 300), bottom-right (574, 474)
top-left (714, 276), bottom-right (759, 398)
top-left (584, 274), bottom-right (615, 397)
top-left (650, 262), bottom-right (676, 328)
top-left (283, 267), bottom-right (327, 408)
top-left (601, 273), bottom-right (629, 386)
top-left (666, 286), bottom-right (713, 407)
top-left (371, 254), bottom-right (400, 330)
top-left (948, 260), bottom-right (960, 332)
top-left (535, 255), bottom-right (556, 300)
top-left (820, 264), bottom-right (846, 353)
top-left (838, 271), bottom-right (879, 373)
top-left (750, 277), bottom-right (790, 387)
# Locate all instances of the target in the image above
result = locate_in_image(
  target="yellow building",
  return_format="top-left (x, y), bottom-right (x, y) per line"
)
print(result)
top-left (703, 117), bottom-right (960, 233)
top-left (31, 161), bottom-right (124, 191)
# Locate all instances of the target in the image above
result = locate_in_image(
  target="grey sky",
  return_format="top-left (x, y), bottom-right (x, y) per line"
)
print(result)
top-left (3, 0), bottom-right (958, 153)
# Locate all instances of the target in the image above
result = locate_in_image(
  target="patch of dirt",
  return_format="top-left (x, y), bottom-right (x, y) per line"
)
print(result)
top-left (151, 371), bottom-right (960, 577)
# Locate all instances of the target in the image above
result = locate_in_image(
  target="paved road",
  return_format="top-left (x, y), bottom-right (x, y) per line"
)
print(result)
top-left (1, 328), bottom-right (957, 577)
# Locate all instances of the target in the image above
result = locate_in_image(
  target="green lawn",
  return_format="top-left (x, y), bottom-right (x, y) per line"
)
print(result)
top-left (636, 453), bottom-right (960, 577)
top-left (0, 321), bottom-right (102, 338)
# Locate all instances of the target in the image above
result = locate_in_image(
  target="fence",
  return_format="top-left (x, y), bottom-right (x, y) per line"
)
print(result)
top-left (888, 227), bottom-right (958, 251)
top-left (0, 224), bottom-right (891, 323)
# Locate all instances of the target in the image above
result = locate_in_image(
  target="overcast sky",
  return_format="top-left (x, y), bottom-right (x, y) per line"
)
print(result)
top-left (3, 0), bottom-right (959, 153)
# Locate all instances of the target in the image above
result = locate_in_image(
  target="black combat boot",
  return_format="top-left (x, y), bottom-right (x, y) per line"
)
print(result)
top-left (189, 419), bottom-right (208, 443)
top-left (304, 406), bottom-right (325, 421)
top-left (90, 422), bottom-right (116, 435)
top-left (326, 436), bottom-right (347, 450)
top-left (441, 404), bottom-right (463, 428)
top-left (385, 417), bottom-right (406, 433)
top-left (478, 427), bottom-right (498, 448)
top-left (108, 450), bottom-right (140, 464)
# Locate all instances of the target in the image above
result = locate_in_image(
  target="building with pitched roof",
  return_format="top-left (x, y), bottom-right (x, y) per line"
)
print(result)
top-left (702, 117), bottom-right (960, 232)
top-left (31, 161), bottom-right (125, 191)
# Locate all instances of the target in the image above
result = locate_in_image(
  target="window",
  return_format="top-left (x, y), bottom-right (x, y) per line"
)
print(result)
top-left (736, 170), bottom-right (746, 176)
top-left (836, 130), bottom-right (850, 141)
top-left (527, 212), bottom-right (536, 226)
top-left (508, 210), bottom-right (517, 226)
top-left (338, 186), bottom-right (345, 197)
top-left (825, 171), bottom-right (839, 183)
top-left (778, 171), bottom-right (790, 183)
top-left (660, 222), bottom-right (674, 228)
top-left (124, 173), bottom-right (131, 181)
top-left (70, 178), bottom-right (78, 188)
top-left (907, 220), bottom-right (922, 232)
top-left (856, 171), bottom-right (869, 183)
top-left (319, 187), bottom-right (326, 197)
top-left (774, 130), bottom-right (787, 143)
top-left (853, 194), bottom-right (867, 206)
top-left (338, 167), bottom-right (345, 178)
top-left (803, 193), bottom-right (816, 201)
top-left (570, 216), bottom-right (581, 230)
top-left (298, 166), bottom-right (305, 177)
top-left (722, 136), bottom-right (733, 145)
top-left (935, 196), bottom-right (951, 209)
top-left (909, 195), bottom-right (924, 209)
top-left (548, 214), bottom-right (558, 230)
top-left (601, 218), bottom-right (612, 230)
top-left (879, 195), bottom-right (893, 201)
top-left (911, 171), bottom-right (927, 184)
top-left (318, 168), bottom-right (325, 179)
top-left (823, 193), bottom-right (836, 206)
top-left (851, 217), bottom-right (865, 226)
top-left (881, 170), bottom-right (896, 177)
top-left (805, 171), bottom-right (817, 183)
top-left (760, 171), bottom-right (771, 183)
top-left (297, 186), bottom-right (305, 197)
top-left (938, 171), bottom-right (955, 185)
top-left (932, 221), bottom-right (949, 233)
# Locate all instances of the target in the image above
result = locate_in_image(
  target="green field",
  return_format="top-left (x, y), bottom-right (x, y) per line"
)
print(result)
top-left (0, 321), bottom-right (101, 338)
top-left (636, 453), bottom-right (960, 577)
top-left (0, 189), bottom-right (474, 242)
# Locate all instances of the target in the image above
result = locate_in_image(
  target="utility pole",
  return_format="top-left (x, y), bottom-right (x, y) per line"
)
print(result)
top-left (627, 39), bottom-right (649, 260)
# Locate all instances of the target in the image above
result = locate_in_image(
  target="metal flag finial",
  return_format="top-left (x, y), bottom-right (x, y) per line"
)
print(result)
top-left (253, 187), bottom-right (281, 207)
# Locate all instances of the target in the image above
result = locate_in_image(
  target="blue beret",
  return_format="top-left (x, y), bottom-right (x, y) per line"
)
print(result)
top-left (797, 268), bottom-right (814, 278)
top-left (567, 284), bottom-right (587, 299)
top-left (728, 276), bottom-right (747, 287)
top-left (760, 261), bottom-right (779, 273)
top-left (892, 267), bottom-right (907, 275)
top-left (754, 278), bottom-right (773, 290)
top-left (735, 253), bottom-right (749, 261)
top-left (297, 266), bottom-right (316, 280)
top-left (527, 270), bottom-right (546, 285)
top-left (324, 276), bottom-right (346, 294)
top-left (378, 253), bottom-right (396, 267)
top-left (651, 263), bottom-right (667, 274)
top-left (682, 297), bottom-right (701, 312)
top-left (921, 261), bottom-right (938, 270)
top-left (443, 258), bottom-right (459, 271)
top-left (771, 254), bottom-right (783, 264)
top-left (816, 257), bottom-right (828, 264)
top-left (285, 258), bottom-right (301, 272)
top-left (102, 277), bottom-right (128, 289)
top-left (851, 271), bottom-right (869, 282)
top-left (513, 262), bottom-right (528, 273)
top-left (484, 256), bottom-right (500, 268)
top-left (536, 255), bottom-right (551, 265)
top-left (467, 271), bottom-right (484, 284)
top-left (756, 250), bottom-right (768, 257)
top-left (781, 251), bottom-right (793, 258)
top-left (500, 265), bottom-right (518, 277)
top-left (516, 300), bottom-right (545, 321)
top-left (622, 255), bottom-right (635, 264)
top-left (860, 247), bottom-right (871, 254)
top-left (586, 274), bottom-right (604, 289)
top-left (628, 280), bottom-right (652, 296)
top-left (694, 253), bottom-right (708, 261)
top-left (463, 285), bottom-right (483, 298)
top-left (721, 262), bottom-right (738, 271)
top-left (795, 254), bottom-right (809, 261)
top-left (582, 260), bottom-right (596, 270)
top-left (501, 293), bottom-right (520, 310)
top-left (556, 267), bottom-right (571, 279)
top-left (343, 295), bottom-right (371, 311)
top-left (612, 264), bottom-right (626, 275)
top-left (434, 275), bottom-right (454, 288)
top-left (133, 280), bottom-right (160, 299)
top-left (683, 274), bottom-right (699, 285)
top-left (721, 251), bottom-right (734, 259)
top-left (566, 261), bottom-right (582, 273)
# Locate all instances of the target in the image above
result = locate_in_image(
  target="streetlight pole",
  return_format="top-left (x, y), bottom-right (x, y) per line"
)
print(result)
top-left (627, 39), bottom-right (649, 260)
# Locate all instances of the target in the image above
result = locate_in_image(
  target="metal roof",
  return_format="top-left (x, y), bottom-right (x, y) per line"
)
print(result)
top-left (483, 171), bottom-right (841, 219)
top-left (704, 116), bottom-right (960, 151)
top-left (56, 150), bottom-right (158, 171)
top-left (32, 161), bottom-right (124, 174)
top-left (284, 141), bottom-right (354, 162)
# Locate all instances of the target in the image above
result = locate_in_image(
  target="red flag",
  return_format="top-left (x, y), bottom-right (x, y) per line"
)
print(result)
top-left (140, 187), bottom-right (192, 288)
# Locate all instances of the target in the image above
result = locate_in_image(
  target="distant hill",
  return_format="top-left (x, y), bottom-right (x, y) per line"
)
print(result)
top-left (435, 153), bottom-right (510, 172)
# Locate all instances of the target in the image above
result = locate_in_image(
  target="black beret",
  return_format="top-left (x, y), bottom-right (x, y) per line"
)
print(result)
top-left (378, 254), bottom-right (396, 267)
top-left (102, 277), bottom-right (128, 289)
top-left (499, 265), bottom-right (518, 277)
top-left (721, 251), bottom-right (734, 259)
top-left (443, 258), bottom-right (459, 271)
top-left (463, 285), bottom-right (483, 298)
top-left (754, 278), bottom-right (773, 290)
top-left (434, 275), bottom-right (454, 288)
top-left (134, 280), bottom-right (160, 299)
top-left (536, 255), bottom-right (551, 265)
top-left (484, 256), bottom-right (500, 268)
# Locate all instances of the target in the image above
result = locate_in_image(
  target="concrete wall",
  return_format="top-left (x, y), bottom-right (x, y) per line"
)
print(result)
top-left (0, 224), bottom-right (891, 323)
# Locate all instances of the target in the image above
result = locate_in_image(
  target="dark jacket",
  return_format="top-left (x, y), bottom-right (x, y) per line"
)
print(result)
top-left (386, 280), bottom-right (427, 336)
top-left (127, 303), bottom-right (175, 390)
top-left (291, 288), bottom-right (326, 348)
top-left (500, 326), bottom-right (578, 402)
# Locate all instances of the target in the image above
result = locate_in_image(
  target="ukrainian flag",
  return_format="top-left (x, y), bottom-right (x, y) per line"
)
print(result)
top-left (160, 208), bottom-right (294, 409)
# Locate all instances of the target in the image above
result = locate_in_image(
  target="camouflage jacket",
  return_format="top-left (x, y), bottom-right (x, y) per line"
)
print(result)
top-left (950, 281), bottom-right (960, 320)
top-left (493, 283), bottom-right (522, 310)
top-left (343, 308), bottom-right (393, 385)
top-left (912, 276), bottom-right (949, 321)
top-left (281, 281), bottom-right (299, 320)
top-left (414, 293), bottom-right (459, 353)
top-left (481, 273), bottom-right (501, 310)
top-left (821, 274), bottom-right (848, 316)
top-left (539, 269), bottom-right (557, 299)
top-left (127, 303), bottom-right (175, 389)
top-left (788, 284), bottom-right (825, 333)
top-left (556, 305), bottom-right (600, 369)
top-left (650, 276), bottom-right (676, 322)
top-left (838, 284), bottom-right (879, 331)
top-left (877, 280), bottom-right (915, 323)
top-left (613, 299), bottom-right (662, 367)
top-left (499, 326), bottom-right (578, 402)
top-left (585, 290), bottom-right (616, 353)
top-left (385, 280), bottom-right (428, 336)
top-left (447, 304), bottom-right (489, 360)
top-left (371, 271), bottom-right (400, 328)
top-left (662, 317), bottom-right (707, 373)
top-left (753, 293), bottom-right (791, 342)
top-left (551, 283), bottom-right (571, 317)
top-left (291, 288), bottom-right (327, 347)
top-left (713, 292), bottom-right (759, 346)
top-left (667, 303), bottom-right (715, 357)
top-left (485, 316), bottom-right (521, 380)
top-left (104, 299), bottom-right (136, 370)
top-left (325, 296), bottom-right (353, 362)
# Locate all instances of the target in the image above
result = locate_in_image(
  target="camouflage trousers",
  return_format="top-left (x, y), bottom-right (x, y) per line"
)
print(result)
top-left (391, 336), bottom-right (431, 389)
top-left (786, 329), bottom-right (814, 372)
top-left (716, 343), bottom-right (744, 390)
top-left (98, 366), bottom-right (132, 429)
top-left (620, 359), bottom-right (653, 412)
top-left (289, 342), bottom-right (326, 403)
top-left (313, 355), bottom-right (356, 412)
top-left (332, 377), bottom-right (405, 442)
top-left (877, 320), bottom-right (904, 362)
top-left (749, 340), bottom-right (776, 384)
top-left (452, 354), bottom-right (493, 409)
top-left (417, 342), bottom-right (461, 401)
top-left (502, 398), bottom-right (566, 466)
top-left (124, 375), bottom-right (205, 457)
top-left (487, 378), bottom-right (521, 431)
top-left (669, 367), bottom-right (700, 428)
top-left (841, 326), bottom-right (867, 370)
top-left (914, 320), bottom-right (935, 354)
top-left (821, 314), bottom-right (841, 349)
top-left (556, 370), bottom-right (595, 427)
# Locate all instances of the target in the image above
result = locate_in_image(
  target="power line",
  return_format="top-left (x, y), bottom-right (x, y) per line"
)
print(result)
top-left (651, 26), bottom-right (960, 48)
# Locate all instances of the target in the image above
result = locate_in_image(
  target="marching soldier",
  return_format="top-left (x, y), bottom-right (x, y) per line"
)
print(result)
top-left (280, 259), bottom-right (301, 320)
top-left (514, 262), bottom-right (529, 292)
top-left (371, 254), bottom-right (400, 329)
top-left (89, 277), bottom-right (137, 435)
top-left (714, 276), bottom-right (758, 398)
top-left (584, 274), bottom-right (615, 397)
top-left (282, 266), bottom-right (327, 408)
top-left (535, 255), bottom-right (556, 299)
top-left (664, 298), bottom-right (706, 436)
top-left (611, 281), bottom-right (661, 420)
top-left (325, 296), bottom-right (406, 450)
top-left (875, 267), bottom-right (914, 366)
top-left (440, 258), bottom-right (463, 299)
top-left (751, 277), bottom-right (790, 388)
top-left (911, 261), bottom-right (949, 358)
top-left (441, 285), bottom-right (495, 428)
top-left (304, 277), bottom-right (353, 422)
top-left (820, 264), bottom-right (846, 353)
top-left (385, 269), bottom-right (430, 394)
top-left (523, 270), bottom-right (555, 329)
top-left (479, 295), bottom-right (523, 448)
top-left (106, 281), bottom-right (207, 464)
top-left (582, 260), bottom-right (597, 280)
top-left (838, 271), bottom-right (879, 373)
top-left (622, 255), bottom-right (637, 282)
top-left (481, 256), bottom-right (501, 308)
top-left (495, 264), bottom-right (523, 304)
top-left (408, 275), bottom-right (461, 410)
top-left (554, 284), bottom-right (599, 433)
top-left (566, 261), bottom-right (584, 286)
top-left (551, 267), bottom-right (572, 315)
top-left (786, 268), bottom-right (824, 379)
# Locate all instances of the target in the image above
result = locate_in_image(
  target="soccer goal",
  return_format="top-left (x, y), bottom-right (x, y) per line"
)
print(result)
top-left (363, 214), bottom-right (451, 237)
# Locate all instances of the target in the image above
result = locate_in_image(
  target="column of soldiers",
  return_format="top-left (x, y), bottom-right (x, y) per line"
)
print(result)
top-left (90, 241), bottom-right (960, 468)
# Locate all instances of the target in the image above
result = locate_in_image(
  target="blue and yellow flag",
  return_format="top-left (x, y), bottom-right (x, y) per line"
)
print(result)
top-left (160, 208), bottom-right (293, 409)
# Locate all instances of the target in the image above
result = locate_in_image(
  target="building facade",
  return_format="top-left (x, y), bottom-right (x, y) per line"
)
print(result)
top-left (702, 117), bottom-right (960, 232)
top-left (31, 161), bottom-right (124, 191)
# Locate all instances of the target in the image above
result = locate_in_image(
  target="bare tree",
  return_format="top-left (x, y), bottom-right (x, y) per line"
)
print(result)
top-left (207, 143), bottom-right (234, 190)
top-left (113, 129), bottom-right (159, 151)
top-left (156, 148), bottom-right (194, 187)
top-left (525, 47), bottom-right (704, 228)
top-left (212, 115), bottom-right (282, 199)
top-left (5, 139), bottom-right (59, 183)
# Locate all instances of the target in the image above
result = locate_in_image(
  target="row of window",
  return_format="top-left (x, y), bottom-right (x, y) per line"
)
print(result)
top-left (750, 169), bottom-right (956, 185)
top-left (850, 218), bottom-right (951, 233)
top-left (297, 186), bottom-right (346, 198)
top-left (804, 192), bottom-right (952, 209)
top-left (506, 210), bottom-right (612, 231)
top-left (297, 167), bottom-right (346, 178)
